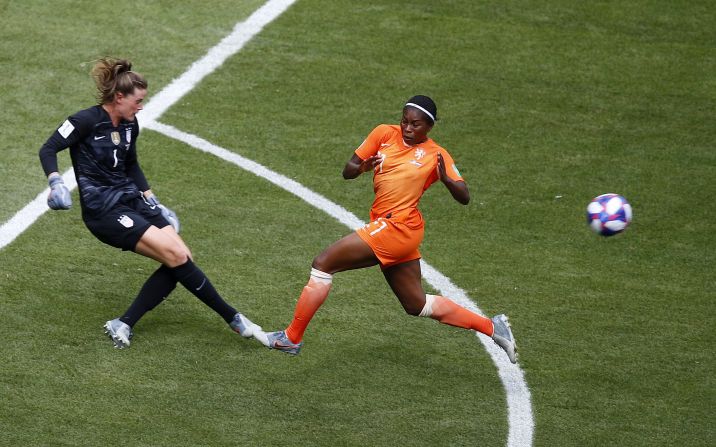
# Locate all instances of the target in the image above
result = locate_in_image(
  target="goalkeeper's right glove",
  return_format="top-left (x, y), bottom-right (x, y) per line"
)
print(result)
top-left (47, 175), bottom-right (72, 210)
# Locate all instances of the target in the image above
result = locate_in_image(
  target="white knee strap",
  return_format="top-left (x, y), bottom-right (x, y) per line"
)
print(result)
top-left (419, 294), bottom-right (436, 317)
top-left (310, 268), bottom-right (333, 285)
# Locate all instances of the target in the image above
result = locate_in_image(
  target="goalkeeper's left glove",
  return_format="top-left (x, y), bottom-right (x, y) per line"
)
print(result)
top-left (146, 194), bottom-right (180, 233)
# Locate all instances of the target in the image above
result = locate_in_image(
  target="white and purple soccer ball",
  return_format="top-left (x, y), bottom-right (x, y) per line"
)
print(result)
top-left (586, 193), bottom-right (632, 236)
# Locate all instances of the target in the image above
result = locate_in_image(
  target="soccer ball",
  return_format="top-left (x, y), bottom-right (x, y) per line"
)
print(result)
top-left (586, 193), bottom-right (632, 236)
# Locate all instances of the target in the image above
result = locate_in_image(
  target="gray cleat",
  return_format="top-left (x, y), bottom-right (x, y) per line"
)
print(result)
top-left (491, 314), bottom-right (518, 363)
top-left (266, 330), bottom-right (303, 355)
top-left (230, 313), bottom-right (262, 339)
top-left (104, 318), bottom-right (133, 349)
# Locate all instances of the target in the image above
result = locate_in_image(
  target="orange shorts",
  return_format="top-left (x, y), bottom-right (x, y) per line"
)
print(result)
top-left (356, 217), bottom-right (424, 268)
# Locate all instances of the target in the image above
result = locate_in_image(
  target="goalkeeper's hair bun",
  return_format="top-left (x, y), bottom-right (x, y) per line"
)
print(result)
top-left (91, 57), bottom-right (147, 105)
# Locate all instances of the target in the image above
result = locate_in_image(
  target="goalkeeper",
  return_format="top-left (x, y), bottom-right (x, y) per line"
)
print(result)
top-left (38, 57), bottom-right (262, 348)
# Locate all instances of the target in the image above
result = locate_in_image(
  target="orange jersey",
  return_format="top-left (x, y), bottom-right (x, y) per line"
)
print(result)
top-left (355, 124), bottom-right (464, 229)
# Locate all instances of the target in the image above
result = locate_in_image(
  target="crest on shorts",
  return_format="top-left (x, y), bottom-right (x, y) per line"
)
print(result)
top-left (111, 131), bottom-right (121, 146)
top-left (118, 215), bottom-right (134, 228)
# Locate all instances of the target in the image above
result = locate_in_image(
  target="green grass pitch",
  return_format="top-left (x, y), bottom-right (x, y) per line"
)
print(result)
top-left (0, 0), bottom-right (713, 445)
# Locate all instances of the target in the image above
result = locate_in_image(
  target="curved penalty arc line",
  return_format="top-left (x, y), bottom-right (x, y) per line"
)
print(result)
top-left (0, 1), bottom-right (534, 443)
top-left (143, 119), bottom-right (535, 446)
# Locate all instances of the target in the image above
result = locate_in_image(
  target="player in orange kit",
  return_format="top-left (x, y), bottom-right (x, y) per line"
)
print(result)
top-left (264, 95), bottom-right (517, 363)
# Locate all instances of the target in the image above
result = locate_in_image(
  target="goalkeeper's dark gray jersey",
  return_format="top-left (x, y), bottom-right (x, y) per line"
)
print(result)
top-left (39, 105), bottom-right (150, 217)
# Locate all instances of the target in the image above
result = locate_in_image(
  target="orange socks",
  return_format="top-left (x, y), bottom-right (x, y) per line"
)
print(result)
top-left (285, 275), bottom-right (492, 343)
top-left (285, 268), bottom-right (333, 343)
top-left (419, 294), bottom-right (494, 336)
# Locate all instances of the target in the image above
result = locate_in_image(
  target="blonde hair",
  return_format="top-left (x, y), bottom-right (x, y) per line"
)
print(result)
top-left (90, 58), bottom-right (147, 105)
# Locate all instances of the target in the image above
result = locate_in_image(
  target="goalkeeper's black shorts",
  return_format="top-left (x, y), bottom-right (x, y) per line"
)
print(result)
top-left (83, 193), bottom-right (171, 251)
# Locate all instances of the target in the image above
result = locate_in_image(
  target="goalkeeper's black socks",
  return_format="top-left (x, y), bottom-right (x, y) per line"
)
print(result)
top-left (170, 259), bottom-right (237, 323)
top-left (119, 260), bottom-right (237, 327)
top-left (120, 265), bottom-right (177, 327)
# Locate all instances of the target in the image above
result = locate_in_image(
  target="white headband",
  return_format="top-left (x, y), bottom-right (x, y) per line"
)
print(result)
top-left (405, 102), bottom-right (435, 122)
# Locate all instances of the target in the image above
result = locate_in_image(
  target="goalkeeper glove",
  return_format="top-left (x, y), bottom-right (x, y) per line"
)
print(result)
top-left (47, 175), bottom-right (72, 210)
top-left (146, 194), bottom-right (180, 233)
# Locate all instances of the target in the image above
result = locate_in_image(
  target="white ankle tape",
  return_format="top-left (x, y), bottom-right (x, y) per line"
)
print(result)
top-left (310, 268), bottom-right (333, 284)
top-left (419, 294), bottom-right (436, 317)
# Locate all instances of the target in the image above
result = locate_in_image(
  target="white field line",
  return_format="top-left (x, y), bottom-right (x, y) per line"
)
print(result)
top-left (144, 120), bottom-right (535, 447)
top-left (0, 0), bottom-right (297, 252)
top-left (139, 0), bottom-right (297, 124)
top-left (420, 262), bottom-right (534, 447)
top-left (0, 0), bottom-right (533, 445)
top-left (0, 169), bottom-right (76, 249)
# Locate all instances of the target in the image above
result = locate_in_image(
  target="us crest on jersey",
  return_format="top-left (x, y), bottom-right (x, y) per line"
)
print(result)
top-left (111, 131), bottom-right (121, 145)
top-left (126, 128), bottom-right (131, 143)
